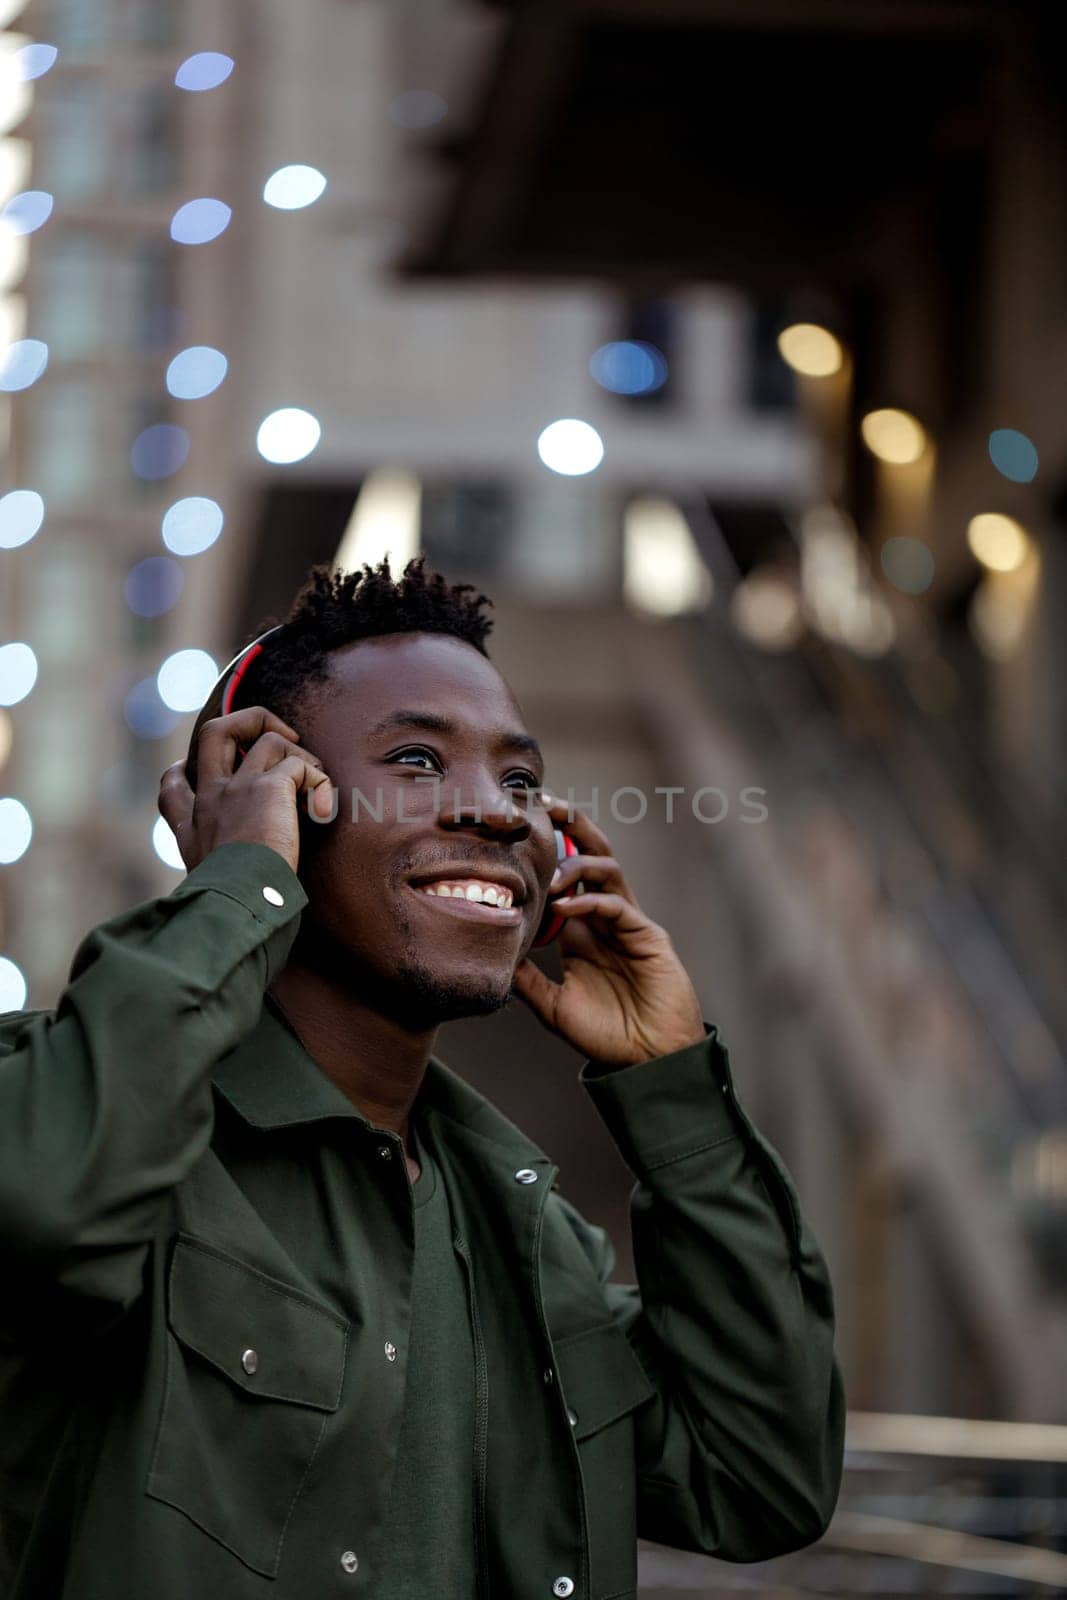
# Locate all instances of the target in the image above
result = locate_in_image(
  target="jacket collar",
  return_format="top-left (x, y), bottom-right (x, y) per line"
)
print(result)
top-left (213, 1000), bottom-right (552, 1168)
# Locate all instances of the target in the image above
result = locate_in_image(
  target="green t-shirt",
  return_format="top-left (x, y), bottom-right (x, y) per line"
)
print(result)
top-left (374, 1112), bottom-right (477, 1596)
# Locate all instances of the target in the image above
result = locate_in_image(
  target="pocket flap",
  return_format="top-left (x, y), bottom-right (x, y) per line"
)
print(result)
top-left (167, 1236), bottom-right (347, 1412)
top-left (553, 1320), bottom-right (656, 1440)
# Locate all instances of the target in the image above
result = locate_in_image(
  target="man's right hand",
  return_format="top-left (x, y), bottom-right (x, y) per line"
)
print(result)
top-left (158, 706), bottom-right (336, 874)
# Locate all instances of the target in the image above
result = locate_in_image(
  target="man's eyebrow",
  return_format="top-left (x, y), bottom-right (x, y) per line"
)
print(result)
top-left (368, 709), bottom-right (544, 765)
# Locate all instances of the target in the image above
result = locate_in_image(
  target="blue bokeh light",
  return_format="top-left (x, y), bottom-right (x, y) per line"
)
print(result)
top-left (124, 677), bottom-right (182, 739)
top-left (988, 428), bottom-right (1038, 484)
top-left (880, 536), bottom-right (935, 595)
top-left (0, 489), bottom-right (44, 549)
top-left (262, 165), bottom-right (327, 210)
top-left (166, 345), bottom-right (228, 400)
top-left (161, 496), bottom-right (224, 556)
top-left (157, 649), bottom-right (218, 714)
top-left (170, 198), bottom-right (232, 245)
top-left (388, 90), bottom-right (448, 130)
top-left (589, 340), bottom-right (668, 396)
top-left (0, 339), bottom-right (48, 392)
top-left (124, 556), bottom-right (185, 618)
top-left (175, 52), bottom-right (234, 92)
top-left (1, 190), bottom-right (53, 236)
top-left (0, 643), bottom-right (37, 707)
top-left (15, 43), bottom-right (58, 81)
top-left (131, 424), bottom-right (190, 481)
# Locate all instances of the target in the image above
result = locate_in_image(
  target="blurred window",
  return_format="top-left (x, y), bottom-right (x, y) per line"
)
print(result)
top-left (35, 234), bottom-right (172, 357)
top-left (622, 297), bottom-right (676, 409)
top-left (421, 482), bottom-right (514, 576)
top-left (29, 377), bottom-right (102, 504)
top-left (115, 85), bottom-right (178, 196)
top-left (43, 0), bottom-right (177, 49)
top-left (747, 301), bottom-right (798, 412)
top-left (35, 79), bottom-right (108, 201)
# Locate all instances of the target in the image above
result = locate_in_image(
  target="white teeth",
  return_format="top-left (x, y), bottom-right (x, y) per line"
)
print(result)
top-left (419, 880), bottom-right (514, 908)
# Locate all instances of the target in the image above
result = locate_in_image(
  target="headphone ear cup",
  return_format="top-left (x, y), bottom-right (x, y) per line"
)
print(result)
top-left (531, 828), bottom-right (580, 948)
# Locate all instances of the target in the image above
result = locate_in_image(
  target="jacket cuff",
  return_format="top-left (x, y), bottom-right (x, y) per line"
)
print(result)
top-left (579, 1024), bottom-right (746, 1174)
top-left (169, 842), bottom-right (307, 948)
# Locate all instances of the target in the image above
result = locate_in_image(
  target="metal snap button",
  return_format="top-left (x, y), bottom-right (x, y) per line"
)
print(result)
top-left (384, 1341), bottom-right (397, 1362)
top-left (543, 1368), bottom-right (554, 1385)
top-left (553, 1578), bottom-right (574, 1597)
top-left (378, 1144), bottom-right (392, 1159)
top-left (262, 886), bottom-right (285, 907)
top-left (514, 1168), bottom-right (539, 1184)
top-left (241, 1348), bottom-right (258, 1375)
top-left (340, 1550), bottom-right (359, 1574)
top-left (567, 1408), bottom-right (578, 1427)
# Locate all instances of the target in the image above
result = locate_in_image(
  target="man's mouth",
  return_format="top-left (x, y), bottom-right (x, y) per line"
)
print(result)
top-left (408, 876), bottom-right (524, 927)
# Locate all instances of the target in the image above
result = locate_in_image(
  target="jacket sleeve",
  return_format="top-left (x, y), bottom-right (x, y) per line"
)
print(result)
top-left (573, 1023), bottom-right (846, 1562)
top-left (0, 841), bottom-right (306, 1345)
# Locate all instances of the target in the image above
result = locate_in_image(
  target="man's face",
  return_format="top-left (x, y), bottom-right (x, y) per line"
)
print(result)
top-left (291, 631), bottom-right (559, 1025)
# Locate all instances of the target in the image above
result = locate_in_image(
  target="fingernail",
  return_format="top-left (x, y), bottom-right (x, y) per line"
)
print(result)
top-left (539, 791), bottom-right (553, 805)
top-left (550, 867), bottom-right (562, 888)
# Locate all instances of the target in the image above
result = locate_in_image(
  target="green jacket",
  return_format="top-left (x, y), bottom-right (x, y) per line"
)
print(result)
top-left (0, 842), bottom-right (845, 1599)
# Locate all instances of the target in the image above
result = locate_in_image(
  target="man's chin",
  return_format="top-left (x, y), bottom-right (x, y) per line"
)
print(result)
top-left (393, 960), bottom-right (514, 1025)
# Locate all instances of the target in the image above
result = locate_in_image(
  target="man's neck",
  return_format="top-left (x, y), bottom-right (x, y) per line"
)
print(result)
top-left (267, 964), bottom-right (436, 1163)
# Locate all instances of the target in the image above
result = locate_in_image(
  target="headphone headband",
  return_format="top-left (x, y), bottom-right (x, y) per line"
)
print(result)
top-left (183, 623), bottom-right (287, 789)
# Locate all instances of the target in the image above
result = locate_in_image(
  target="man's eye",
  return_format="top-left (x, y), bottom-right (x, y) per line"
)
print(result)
top-left (503, 770), bottom-right (540, 790)
top-left (391, 747), bottom-right (441, 773)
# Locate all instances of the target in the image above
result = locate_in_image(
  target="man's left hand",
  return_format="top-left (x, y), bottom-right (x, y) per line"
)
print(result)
top-left (511, 795), bottom-right (705, 1067)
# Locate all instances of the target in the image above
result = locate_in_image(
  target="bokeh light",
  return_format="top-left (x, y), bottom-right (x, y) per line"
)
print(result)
top-left (730, 568), bottom-right (805, 650)
top-left (175, 52), bottom-right (234, 92)
top-left (15, 43), bottom-right (56, 81)
top-left (0, 488), bottom-right (43, 548)
top-left (988, 428), bottom-right (1038, 484)
top-left (0, 336), bottom-right (47, 391)
top-left (861, 408), bottom-right (927, 465)
top-left (124, 556), bottom-right (184, 618)
top-left (0, 44), bottom-right (33, 137)
top-left (124, 676), bottom-right (182, 739)
top-left (0, 641), bottom-right (37, 705)
top-left (589, 340), bottom-right (668, 396)
top-left (166, 345), bottom-right (228, 400)
top-left (1, 188), bottom-right (52, 234)
top-left (0, 955), bottom-right (26, 1010)
top-left (536, 418), bottom-right (604, 477)
top-left (0, 143), bottom-right (32, 207)
top-left (0, 218), bottom-right (28, 289)
top-left (389, 90), bottom-right (448, 129)
top-left (777, 323), bottom-right (844, 378)
top-left (623, 495), bottom-right (712, 616)
top-left (170, 198), bottom-right (232, 245)
top-left (967, 513), bottom-right (1029, 573)
top-left (130, 423), bottom-right (190, 481)
top-left (157, 648), bottom-right (218, 713)
top-left (880, 536), bottom-right (936, 595)
top-left (263, 164), bottom-right (326, 210)
top-left (162, 496), bottom-right (224, 556)
top-left (256, 407), bottom-right (321, 464)
top-left (152, 814), bottom-right (185, 871)
top-left (0, 795), bottom-right (31, 862)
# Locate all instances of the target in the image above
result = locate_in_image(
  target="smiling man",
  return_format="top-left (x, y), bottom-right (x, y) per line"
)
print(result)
top-left (0, 557), bottom-right (844, 1599)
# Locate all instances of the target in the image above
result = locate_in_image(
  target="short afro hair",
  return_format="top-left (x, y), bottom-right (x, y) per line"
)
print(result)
top-left (244, 555), bottom-right (495, 729)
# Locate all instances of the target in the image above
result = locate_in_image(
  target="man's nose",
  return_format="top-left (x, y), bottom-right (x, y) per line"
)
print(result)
top-left (437, 777), bottom-right (531, 838)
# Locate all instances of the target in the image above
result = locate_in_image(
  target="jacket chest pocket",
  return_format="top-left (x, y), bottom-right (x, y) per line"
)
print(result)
top-left (554, 1321), bottom-right (657, 1600)
top-left (146, 1236), bottom-right (348, 1578)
